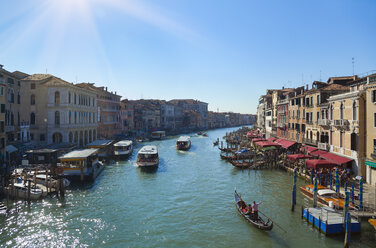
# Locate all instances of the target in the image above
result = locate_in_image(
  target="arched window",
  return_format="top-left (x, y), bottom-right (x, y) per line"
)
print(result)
top-left (30, 112), bottom-right (35, 125)
top-left (89, 130), bottom-right (92, 143)
top-left (69, 132), bottom-right (73, 143)
top-left (55, 111), bottom-right (60, 125)
top-left (340, 103), bottom-right (344, 120)
top-left (52, 132), bottom-right (62, 143)
top-left (352, 101), bottom-right (357, 120)
top-left (31, 94), bottom-right (35, 105)
top-left (69, 111), bottom-right (71, 124)
top-left (74, 93), bottom-right (77, 104)
top-left (93, 129), bottom-right (96, 140)
top-left (330, 105), bottom-right (333, 120)
top-left (74, 131), bottom-right (78, 143)
top-left (75, 111), bottom-right (77, 124)
top-left (55, 91), bottom-right (60, 104)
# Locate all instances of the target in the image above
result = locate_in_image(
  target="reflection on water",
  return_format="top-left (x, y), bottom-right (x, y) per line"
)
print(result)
top-left (0, 126), bottom-right (375, 247)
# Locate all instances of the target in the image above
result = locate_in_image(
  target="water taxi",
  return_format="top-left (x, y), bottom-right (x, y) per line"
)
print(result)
top-left (137, 146), bottom-right (159, 167)
top-left (300, 184), bottom-right (349, 209)
top-left (59, 149), bottom-right (104, 182)
top-left (176, 136), bottom-right (191, 151)
top-left (113, 140), bottom-right (133, 158)
top-left (87, 140), bottom-right (114, 160)
top-left (151, 131), bottom-right (166, 140)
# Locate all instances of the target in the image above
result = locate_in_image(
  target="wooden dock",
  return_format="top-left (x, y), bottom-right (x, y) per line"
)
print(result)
top-left (302, 207), bottom-right (361, 235)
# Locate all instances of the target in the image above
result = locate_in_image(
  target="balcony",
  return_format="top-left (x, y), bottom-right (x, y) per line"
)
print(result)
top-left (318, 119), bottom-right (330, 126)
top-left (333, 119), bottom-right (349, 127)
top-left (306, 120), bottom-right (313, 125)
top-left (277, 123), bottom-right (286, 129)
top-left (303, 138), bottom-right (318, 146)
top-left (318, 142), bottom-right (329, 151)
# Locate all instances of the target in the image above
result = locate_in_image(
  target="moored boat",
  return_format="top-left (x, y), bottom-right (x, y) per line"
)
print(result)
top-left (59, 149), bottom-right (104, 182)
top-left (234, 190), bottom-right (273, 231)
top-left (300, 184), bottom-right (350, 209)
top-left (3, 182), bottom-right (44, 200)
top-left (151, 131), bottom-right (166, 140)
top-left (113, 140), bottom-right (133, 158)
top-left (87, 140), bottom-right (115, 161)
top-left (137, 146), bottom-right (159, 167)
top-left (176, 136), bottom-right (191, 151)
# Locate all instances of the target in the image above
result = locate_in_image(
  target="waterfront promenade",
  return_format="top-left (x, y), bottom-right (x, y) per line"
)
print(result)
top-left (0, 127), bottom-right (375, 247)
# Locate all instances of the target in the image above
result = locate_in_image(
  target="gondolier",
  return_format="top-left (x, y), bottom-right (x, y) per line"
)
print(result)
top-left (252, 201), bottom-right (262, 220)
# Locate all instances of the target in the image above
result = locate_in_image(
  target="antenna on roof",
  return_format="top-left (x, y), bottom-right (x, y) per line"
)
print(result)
top-left (352, 57), bottom-right (355, 76)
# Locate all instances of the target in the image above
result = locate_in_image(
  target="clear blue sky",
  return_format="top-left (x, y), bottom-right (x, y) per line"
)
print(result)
top-left (0, 0), bottom-right (375, 114)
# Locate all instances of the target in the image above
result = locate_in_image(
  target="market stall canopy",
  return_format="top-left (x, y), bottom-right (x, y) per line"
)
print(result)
top-left (310, 150), bottom-right (328, 157)
top-left (305, 159), bottom-right (336, 170)
top-left (318, 152), bottom-right (353, 166)
top-left (267, 137), bottom-right (277, 142)
top-left (287, 154), bottom-right (313, 162)
top-left (252, 138), bottom-right (266, 144)
top-left (274, 139), bottom-right (297, 149)
top-left (300, 145), bottom-right (318, 154)
top-left (255, 141), bottom-right (281, 148)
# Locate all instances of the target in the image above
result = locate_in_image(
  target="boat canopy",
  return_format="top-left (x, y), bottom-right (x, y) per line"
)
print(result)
top-left (138, 146), bottom-right (158, 155)
top-left (114, 140), bottom-right (133, 147)
top-left (287, 154), bottom-right (313, 162)
top-left (59, 149), bottom-right (98, 160)
top-left (177, 136), bottom-right (190, 142)
top-left (305, 159), bottom-right (336, 170)
top-left (87, 140), bottom-right (114, 147)
top-left (318, 189), bottom-right (337, 196)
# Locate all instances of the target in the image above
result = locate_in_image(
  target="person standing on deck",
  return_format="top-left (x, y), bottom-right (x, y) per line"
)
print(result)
top-left (252, 201), bottom-right (262, 219)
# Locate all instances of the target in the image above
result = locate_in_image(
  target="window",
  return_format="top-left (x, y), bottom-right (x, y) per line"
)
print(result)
top-left (351, 133), bottom-right (357, 151)
top-left (75, 111), bottom-right (77, 124)
top-left (0, 86), bottom-right (3, 96)
top-left (7, 89), bottom-right (14, 103)
top-left (55, 111), bottom-right (60, 125)
top-left (30, 113), bottom-right (35, 125)
top-left (374, 113), bottom-right (376, 127)
top-left (31, 83), bottom-right (35, 89)
top-left (17, 91), bottom-right (20, 104)
top-left (330, 105), bottom-right (333, 120)
top-left (0, 121), bottom-right (4, 132)
top-left (340, 131), bottom-right (343, 148)
top-left (8, 78), bottom-right (14, 84)
top-left (353, 102), bottom-right (357, 120)
top-left (0, 104), bottom-right (4, 113)
top-left (69, 111), bottom-right (71, 124)
top-left (55, 91), bottom-right (60, 104)
top-left (340, 103), bottom-right (344, 119)
top-left (30, 133), bottom-right (34, 140)
top-left (372, 90), bottom-right (376, 103)
top-left (40, 134), bottom-right (45, 141)
top-left (74, 94), bottom-right (77, 104)
top-left (31, 94), bottom-right (35, 105)
top-left (317, 112), bottom-right (319, 121)
top-left (317, 95), bottom-right (320, 105)
top-left (374, 139), bottom-right (376, 154)
top-left (68, 92), bottom-right (71, 104)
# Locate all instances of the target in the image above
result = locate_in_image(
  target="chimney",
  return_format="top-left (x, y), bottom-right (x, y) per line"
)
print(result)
top-left (105, 87), bottom-right (108, 91)
top-left (306, 84), bottom-right (308, 90)
top-left (282, 86), bottom-right (284, 89)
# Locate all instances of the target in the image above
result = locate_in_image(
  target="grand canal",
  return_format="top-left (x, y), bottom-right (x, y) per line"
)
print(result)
top-left (0, 127), bottom-right (375, 247)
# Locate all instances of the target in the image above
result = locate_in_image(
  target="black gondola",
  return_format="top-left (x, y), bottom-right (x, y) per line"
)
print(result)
top-left (234, 190), bottom-right (273, 231)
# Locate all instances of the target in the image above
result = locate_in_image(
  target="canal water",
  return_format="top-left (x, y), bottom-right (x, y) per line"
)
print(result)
top-left (0, 127), bottom-right (375, 247)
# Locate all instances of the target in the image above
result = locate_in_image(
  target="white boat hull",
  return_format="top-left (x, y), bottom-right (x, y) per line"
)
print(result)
top-left (137, 158), bottom-right (159, 167)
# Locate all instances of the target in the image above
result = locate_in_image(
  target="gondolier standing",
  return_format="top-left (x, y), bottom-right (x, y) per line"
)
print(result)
top-left (252, 201), bottom-right (262, 220)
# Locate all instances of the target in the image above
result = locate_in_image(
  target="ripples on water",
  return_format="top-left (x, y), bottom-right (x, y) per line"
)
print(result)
top-left (0, 127), bottom-right (375, 247)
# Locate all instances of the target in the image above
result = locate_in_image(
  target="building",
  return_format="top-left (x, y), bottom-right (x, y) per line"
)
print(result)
top-left (76, 83), bottom-right (121, 139)
top-left (365, 74), bottom-right (376, 185)
top-left (287, 86), bottom-right (306, 143)
top-left (21, 74), bottom-right (98, 146)
top-left (327, 76), bottom-right (365, 176)
top-left (160, 103), bottom-right (176, 131)
top-left (276, 91), bottom-right (294, 139)
top-left (169, 99), bottom-right (208, 130)
top-left (120, 99), bottom-right (134, 136)
top-left (0, 73), bottom-right (6, 163)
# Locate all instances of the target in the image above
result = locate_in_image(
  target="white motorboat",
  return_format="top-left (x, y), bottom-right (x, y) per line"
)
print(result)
top-left (113, 140), bottom-right (133, 158)
top-left (137, 145), bottom-right (159, 167)
top-left (176, 136), bottom-right (191, 150)
top-left (4, 182), bottom-right (44, 200)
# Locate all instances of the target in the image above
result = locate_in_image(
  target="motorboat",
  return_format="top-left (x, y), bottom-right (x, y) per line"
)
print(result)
top-left (113, 140), bottom-right (133, 158)
top-left (137, 146), bottom-right (159, 167)
top-left (176, 136), bottom-right (191, 151)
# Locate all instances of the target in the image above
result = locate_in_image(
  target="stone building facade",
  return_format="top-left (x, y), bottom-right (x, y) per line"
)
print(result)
top-left (21, 74), bottom-right (98, 146)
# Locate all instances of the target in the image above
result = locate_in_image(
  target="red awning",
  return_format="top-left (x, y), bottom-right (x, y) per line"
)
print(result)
top-left (252, 138), bottom-right (266, 143)
top-left (267, 137), bottom-right (277, 142)
top-left (275, 139), bottom-right (297, 149)
top-left (300, 146), bottom-right (318, 154)
top-left (319, 152), bottom-right (353, 166)
top-left (255, 141), bottom-right (281, 148)
top-left (310, 150), bottom-right (328, 157)
top-left (287, 154), bottom-right (313, 162)
top-left (305, 159), bottom-right (337, 170)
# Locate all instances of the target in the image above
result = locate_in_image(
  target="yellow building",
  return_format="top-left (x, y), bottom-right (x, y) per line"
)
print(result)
top-left (327, 78), bottom-right (366, 176)
top-left (365, 74), bottom-right (376, 185)
top-left (288, 86), bottom-right (305, 143)
top-left (0, 74), bottom-right (6, 163)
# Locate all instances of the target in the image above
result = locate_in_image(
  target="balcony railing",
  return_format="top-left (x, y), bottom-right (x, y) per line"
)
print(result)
top-left (318, 142), bottom-right (329, 151)
top-left (333, 119), bottom-right (349, 127)
top-left (303, 138), bottom-right (318, 146)
top-left (318, 119), bottom-right (330, 126)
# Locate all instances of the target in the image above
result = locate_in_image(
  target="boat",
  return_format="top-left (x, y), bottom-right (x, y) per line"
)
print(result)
top-left (230, 160), bottom-right (252, 168)
top-left (234, 190), bottom-right (273, 231)
top-left (300, 184), bottom-right (351, 209)
top-left (176, 136), bottom-right (191, 151)
top-left (34, 174), bottom-right (70, 188)
top-left (87, 140), bottom-right (115, 161)
top-left (113, 140), bottom-right (133, 158)
top-left (3, 182), bottom-right (44, 200)
top-left (213, 140), bottom-right (219, 146)
top-left (369, 218), bottom-right (376, 230)
top-left (151, 131), bottom-right (166, 140)
top-left (197, 132), bottom-right (202, 135)
top-left (202, 133), bottom-right (208, 137)
top-left (137, 146), bottom-right (159, 167)
top-left (0, 203), bottom-right (6, 214)
top-left (59, 149), bottom-right (104, 182)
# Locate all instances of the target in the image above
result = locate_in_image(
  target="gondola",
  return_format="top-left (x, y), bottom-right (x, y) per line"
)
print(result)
top-left (230, 160), bottom-right (252, 168)
top-left (234, 190), bottom-right (273, 231)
